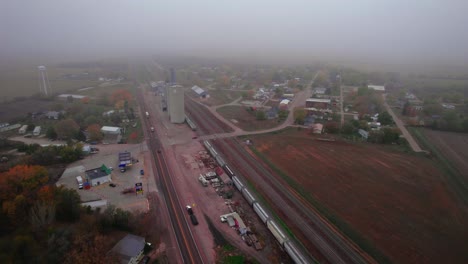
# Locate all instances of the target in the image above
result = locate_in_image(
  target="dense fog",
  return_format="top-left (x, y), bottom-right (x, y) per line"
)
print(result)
top-left (1, 0), bottom-right (468, 66)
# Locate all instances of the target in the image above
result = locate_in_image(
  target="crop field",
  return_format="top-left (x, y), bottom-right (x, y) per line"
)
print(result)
top-left (421, 129), bottom-right (468, 177)
top-left (217, 105), bottom-right (282, 131)
top-left (248, 128), bottom-right (468, 264)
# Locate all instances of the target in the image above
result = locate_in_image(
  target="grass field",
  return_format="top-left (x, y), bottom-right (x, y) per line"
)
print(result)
top-left (248, 128), bottom-right (468, 264)
top-left (217, 105), bottom-right (282, 131)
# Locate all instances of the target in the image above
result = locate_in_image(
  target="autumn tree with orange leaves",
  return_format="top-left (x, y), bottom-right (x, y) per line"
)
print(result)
top-left (110, 89), bottom-right (132, 110)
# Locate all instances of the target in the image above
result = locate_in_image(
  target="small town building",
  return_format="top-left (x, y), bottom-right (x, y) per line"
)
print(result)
top-left (306, 98), bottom-right (331, 109)
top-left (57, 94), bottom-right (87, 100)
top-left (46, 111), bottom-right (61, 120)
top-left (85, 164), bottom-right (112, 186)
top-left (191, 85), bottom-right (208, 98)
top-left (110, 234), bottom-right (146, 264)
top-left (101, 126), bottom-right (122, 135)
top-left (313, 87), bottom-right (327, 95)
top-left (367, 85), bottom-right (385, 92)
top-left (279, 99), bottom-right (290, 110)
top-left (312, 123), bottom-right (323, 134)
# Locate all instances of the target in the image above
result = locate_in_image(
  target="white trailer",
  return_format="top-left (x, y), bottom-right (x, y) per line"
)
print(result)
top-left (33, 126), bottom-right (41, 136)
top-left (19, 125), bottom-right (28, 134)
top-left (76, 176), bottom-right (83, 189)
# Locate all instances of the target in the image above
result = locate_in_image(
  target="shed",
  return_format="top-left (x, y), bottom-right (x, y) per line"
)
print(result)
top-left (110, 234), bottom-right (145, 264)
top-left (85, 164), bottom-right (112, 186)
top-left (101, 126), bottom-right (121, 135)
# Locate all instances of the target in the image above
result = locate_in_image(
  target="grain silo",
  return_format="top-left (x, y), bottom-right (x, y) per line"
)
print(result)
top-left (167, 85), bottom-right (185, 123)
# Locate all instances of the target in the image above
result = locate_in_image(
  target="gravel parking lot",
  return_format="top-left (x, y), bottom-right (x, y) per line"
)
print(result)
top-left (57, 142), bottom-right (156, 212)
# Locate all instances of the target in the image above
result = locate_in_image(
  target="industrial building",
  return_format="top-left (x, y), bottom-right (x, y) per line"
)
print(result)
top-left (167, 85), bottom-right (185, 123)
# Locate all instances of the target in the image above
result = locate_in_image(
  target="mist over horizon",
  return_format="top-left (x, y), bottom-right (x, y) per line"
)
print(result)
top-left (2, 0), bottom-right (468, 71)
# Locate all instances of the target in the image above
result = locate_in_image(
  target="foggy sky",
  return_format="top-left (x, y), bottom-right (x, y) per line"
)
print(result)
top-left (1, 0), bottom-right (468, 66)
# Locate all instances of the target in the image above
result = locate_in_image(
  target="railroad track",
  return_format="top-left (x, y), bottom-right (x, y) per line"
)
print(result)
top-left (135, 67), bottom-right (204, 264)
top-left (185, 97), bottom-right (234, 135)
top-left (218, 138), bottom-right (371, 264)
top-left (185, 94), bottom-right (373, 264)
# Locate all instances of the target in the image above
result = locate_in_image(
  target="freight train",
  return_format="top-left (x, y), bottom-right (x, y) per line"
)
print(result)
top-left (203, 140), bottom-right (312, 264)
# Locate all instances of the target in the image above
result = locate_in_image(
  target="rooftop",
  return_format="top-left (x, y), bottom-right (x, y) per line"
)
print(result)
top-left (306, 98), bottom-right (331, 103)
top-left (101, 126), bottom-right (121, 132)
top-left (110, 234), bottom-right (145, 263)
top-left (85, 164), bottom-right (111, 180)
top-left (368, 85), bottom-right (385, 91)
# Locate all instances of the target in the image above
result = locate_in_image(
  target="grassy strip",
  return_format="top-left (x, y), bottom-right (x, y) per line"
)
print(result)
top-left (249, 147), bottom-right (391, 264)
top-left (408, 127), bottom-right (468, 205)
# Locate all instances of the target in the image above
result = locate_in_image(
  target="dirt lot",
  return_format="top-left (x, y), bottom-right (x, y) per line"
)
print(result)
top-left (248, 128), bottom-right (468, 264)
top-left (217, 105), bottom-right (282, 131)
top-left (192, 90), bottom-right (243, 107)
top-left (421, 129), bottom-right (468, 177)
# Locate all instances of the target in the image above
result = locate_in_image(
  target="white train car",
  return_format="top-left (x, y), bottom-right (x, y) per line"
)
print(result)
top-left (223, 164), bottom-right (235, 178)
top-left (267, 219), bottom-right (289, 246)
top-left (215, 155), bottom-right (225, 167)
top-left (253, 202), bottom-right (270, 224)
top-left (242, 188), bottom-right (256, 206)
top-left (232, 176), bottom-right (244, 192)
top-left (284, 241), bottom-right (312, 264)
top-left (203, 140), bottom-right (212, 150)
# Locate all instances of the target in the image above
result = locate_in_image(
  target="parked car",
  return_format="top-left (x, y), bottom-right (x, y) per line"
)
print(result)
top-left (120, 167), bottom-right (126, 173)
top-left (140, 169), bottom-right (144, 175)
top-left (109, 183), bottom-right (116, 187)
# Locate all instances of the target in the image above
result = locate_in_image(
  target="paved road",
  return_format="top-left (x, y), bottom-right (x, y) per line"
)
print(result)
top-left (198, 73), bottom-right (318, 140)
top-left (382, 94), bottom-right (423, 152)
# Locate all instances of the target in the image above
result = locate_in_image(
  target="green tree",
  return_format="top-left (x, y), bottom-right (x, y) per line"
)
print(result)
top-left (46, 127), bottom-right (57, 140)
top-left (55, 188), bottom-right (81, 222)
top-left (341, 122), bottom-right (356, 134)
top-left (256, 110), bottom-right (266, 120)
top-left (378, 111), bottom-right (393, 126)
top-left (294, 108), bottom-right (306, 125)
top-left (54, 119), bottom-right (80, 140)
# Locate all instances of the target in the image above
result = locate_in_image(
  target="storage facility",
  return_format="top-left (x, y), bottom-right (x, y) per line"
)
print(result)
top-left (167, 85), bottom-right (185, 123)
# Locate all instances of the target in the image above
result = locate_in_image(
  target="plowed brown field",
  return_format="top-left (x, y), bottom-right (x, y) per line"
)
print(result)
top-left (250, 129), bottom-right (468, 264)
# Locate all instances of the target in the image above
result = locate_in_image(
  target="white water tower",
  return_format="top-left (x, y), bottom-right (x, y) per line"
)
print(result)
top-left (38, 65), bottom-right (51, 95)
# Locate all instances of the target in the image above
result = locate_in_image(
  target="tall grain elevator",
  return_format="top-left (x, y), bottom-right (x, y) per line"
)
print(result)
top-left (167, 85), bottom-right (185, 123)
